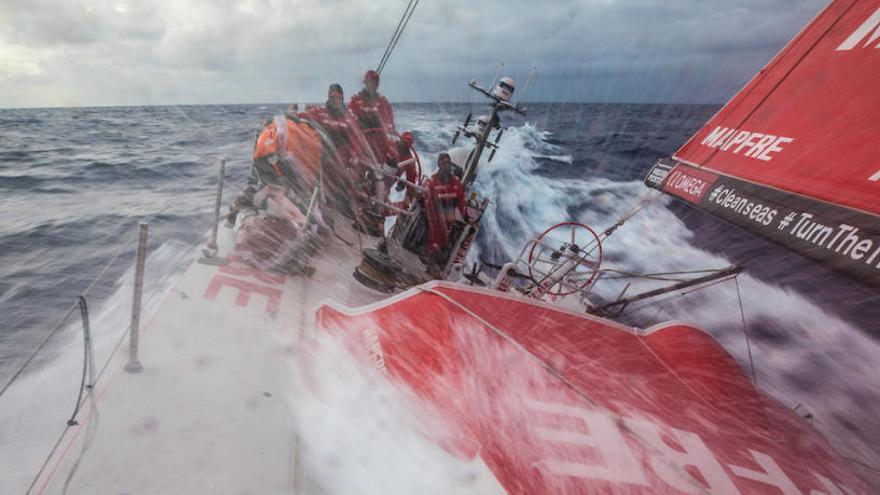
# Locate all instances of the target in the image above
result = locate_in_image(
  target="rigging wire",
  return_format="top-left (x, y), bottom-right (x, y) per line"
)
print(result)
top-left (628, 273), bottom-right (759, 386)
top-left (734, 277), bottom-right (757, 385)
top-left (377, 0), bottom-right (421, 74)
top-left (378, 1), bottom-right (419, 74)
top-left (379, 0), bottom-right (419, 74)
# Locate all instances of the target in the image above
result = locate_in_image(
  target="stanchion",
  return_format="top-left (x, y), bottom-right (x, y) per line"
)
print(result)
top-left (200, 159), bottom-right (230, 266)
top-left (124, 222), bottom-right (147, 373)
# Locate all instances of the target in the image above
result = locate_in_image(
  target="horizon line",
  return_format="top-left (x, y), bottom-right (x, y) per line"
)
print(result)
top-left (0, 100), bottom-right (724, 111)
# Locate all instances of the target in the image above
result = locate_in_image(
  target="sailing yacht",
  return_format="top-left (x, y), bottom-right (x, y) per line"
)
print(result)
top-left (7, 0), bottom-right (879, 493)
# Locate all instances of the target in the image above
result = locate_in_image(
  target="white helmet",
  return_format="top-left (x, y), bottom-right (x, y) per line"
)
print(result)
top-left (491, 76), bottom-right (515, 101)
top-left (473, 115), bottom-right (490, 136)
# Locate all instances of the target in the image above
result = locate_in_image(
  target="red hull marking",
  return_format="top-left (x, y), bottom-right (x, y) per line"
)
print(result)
top-left (219, 263), bottom-right (286, 285)
top-left (203, 274), bottom-right (282, 316)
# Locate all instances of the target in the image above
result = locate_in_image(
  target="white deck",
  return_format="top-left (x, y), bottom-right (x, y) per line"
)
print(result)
top-left (34, 218), bottom-right (383, 494)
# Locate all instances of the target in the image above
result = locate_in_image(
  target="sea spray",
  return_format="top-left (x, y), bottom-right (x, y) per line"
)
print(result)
top-left (468, 122), bottom-right (880, 479)
top-left (0, 239), bottom-right (195, 493)
top-left (289, 318), bottom-right (502, 495)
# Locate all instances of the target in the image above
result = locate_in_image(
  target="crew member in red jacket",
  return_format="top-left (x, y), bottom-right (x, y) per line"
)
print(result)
top-left (298, 84), bottom-right (368, 183)
top-left (424, 153), bottom-right (468, 274)
top-left (349, 70), bottom-right (397, 166)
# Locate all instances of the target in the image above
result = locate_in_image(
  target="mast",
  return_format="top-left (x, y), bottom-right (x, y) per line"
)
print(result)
top-left (460, 79), bottom-right (528, 186)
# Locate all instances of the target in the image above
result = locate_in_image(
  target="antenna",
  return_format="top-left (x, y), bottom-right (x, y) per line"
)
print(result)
top-left (490, 62), bottom-right (504, 91)
top-left (514, 65), bottom-right (537, 107)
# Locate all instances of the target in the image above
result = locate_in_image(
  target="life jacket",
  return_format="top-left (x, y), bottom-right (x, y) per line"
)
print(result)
top-left (253, 115), bottom-right (324, 188)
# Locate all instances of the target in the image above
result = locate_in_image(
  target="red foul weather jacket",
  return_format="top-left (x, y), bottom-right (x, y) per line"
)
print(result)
top-left (349, 90), bottom-right (397, 164)
top-left (299, 105), bottom-right (367, 176)
top-left (424, 174), bottom-right (467, 253)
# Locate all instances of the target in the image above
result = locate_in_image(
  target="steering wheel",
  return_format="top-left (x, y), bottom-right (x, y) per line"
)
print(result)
top-left (527, 221), bottom-right (603, 296)
top-left (411, 147), bottom-right (423, 184)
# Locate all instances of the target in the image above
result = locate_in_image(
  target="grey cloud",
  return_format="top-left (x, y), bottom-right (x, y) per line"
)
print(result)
top-left (0, 0), bottom-right (831, 107)
top-left (0, 0), bottom-right (165, 47)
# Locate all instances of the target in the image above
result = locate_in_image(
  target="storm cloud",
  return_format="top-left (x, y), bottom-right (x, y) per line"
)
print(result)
top-left (0, 0), bottom-right (828, 107)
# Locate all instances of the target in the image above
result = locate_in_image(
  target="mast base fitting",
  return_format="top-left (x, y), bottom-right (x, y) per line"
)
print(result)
top-left (352, 248), bottom-right (421, 292)
top-left (352, 267), bottom-right (396, 293)
top-left (124, 359), bottom-right (144, 373)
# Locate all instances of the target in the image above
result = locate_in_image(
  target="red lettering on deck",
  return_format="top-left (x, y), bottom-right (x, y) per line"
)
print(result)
top-left (203, 274), bottom-right (283, 316)
top-left (219, 264), bottom-right (286, 285)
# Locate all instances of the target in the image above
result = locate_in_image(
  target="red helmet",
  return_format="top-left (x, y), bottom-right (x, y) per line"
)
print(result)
top-left (364, 70), bottom-right (380, 84)
top-left (401, 131), bottom-right (414, 146)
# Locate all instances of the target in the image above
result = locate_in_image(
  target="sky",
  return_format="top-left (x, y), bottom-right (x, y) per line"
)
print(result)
top-left (0, 0), bottom-right (829, 108)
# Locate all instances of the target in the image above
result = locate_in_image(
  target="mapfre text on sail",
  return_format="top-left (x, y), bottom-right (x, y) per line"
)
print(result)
top-left (700, 126), bottom-right (794, 161)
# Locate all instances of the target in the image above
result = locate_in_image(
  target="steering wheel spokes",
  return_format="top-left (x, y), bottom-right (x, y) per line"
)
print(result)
top-left (527, 222), bottom-right (603, 297)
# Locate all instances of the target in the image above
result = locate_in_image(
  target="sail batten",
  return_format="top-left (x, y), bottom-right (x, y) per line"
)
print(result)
top-left (647, 0), bottom-right (880, 284)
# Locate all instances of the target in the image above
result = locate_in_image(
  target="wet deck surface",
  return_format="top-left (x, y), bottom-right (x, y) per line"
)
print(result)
top-left (38, 218), bottom-right (382, 494)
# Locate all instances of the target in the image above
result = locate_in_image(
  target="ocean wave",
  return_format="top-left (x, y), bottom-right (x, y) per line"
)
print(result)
top-left (0, 103), bottom-right (877, 480)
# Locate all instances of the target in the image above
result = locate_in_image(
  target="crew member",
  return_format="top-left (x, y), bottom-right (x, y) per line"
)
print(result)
top-left (349, 70), bottom-right (397, 166)
top-left (298, 84), bottom-right (368, 197)
top-left (390, 131), bottom-right (421, 207)
top-left (424, 152), bottom-right (468, 275)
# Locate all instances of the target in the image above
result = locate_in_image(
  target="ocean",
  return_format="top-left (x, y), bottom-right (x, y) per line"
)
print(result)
top-left (1, 102), bottom-right (878, 485)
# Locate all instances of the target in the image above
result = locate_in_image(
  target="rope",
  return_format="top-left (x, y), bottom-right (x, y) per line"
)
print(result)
top-left (60, 297), bottom-right (97, 495)
top-left (624, 276), bottom-right (734, 313)
top-left (25, 297), bottom-right (97, 495)
top-left (734, 277), bottom-right (757, 385)
top-left (376, 0), bottom-right (421, 74)
top-left (602, 190), bottom-right (660, 237)
top-left (25, 426), bottom-right (71, 495)
top-left (597, 268), bottom-right (725, 283)
top-left (65, 298), bottom-right (91, 427)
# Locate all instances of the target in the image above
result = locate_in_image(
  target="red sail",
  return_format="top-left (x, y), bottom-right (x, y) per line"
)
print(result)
top-left (648, 0), bottom-right (880, 283)
top-left (675, 0), bottom-right (880, 214)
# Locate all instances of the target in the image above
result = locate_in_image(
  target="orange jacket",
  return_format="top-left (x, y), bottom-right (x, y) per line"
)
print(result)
top-left (253, 116), bottom-right (323, 187)
top-left (298, 105), bottom-right (367, 169)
